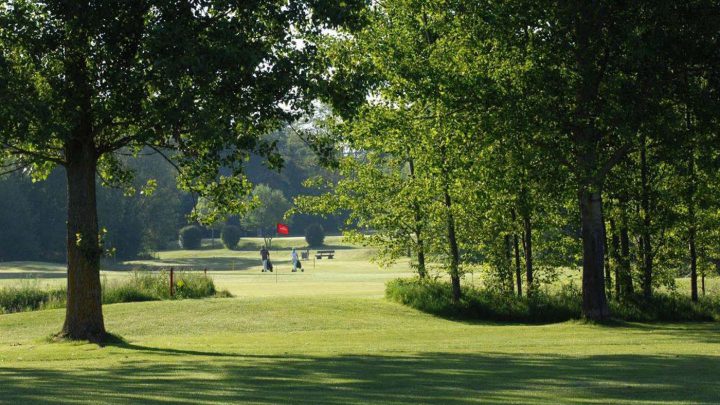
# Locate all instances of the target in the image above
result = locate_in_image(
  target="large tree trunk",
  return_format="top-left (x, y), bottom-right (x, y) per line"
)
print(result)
top-left (640, 133), bottom-right (653, 299)
top-left (579, 189), bottom-right (610, 320)
top-left (59, 141), bottom-right (106, 342)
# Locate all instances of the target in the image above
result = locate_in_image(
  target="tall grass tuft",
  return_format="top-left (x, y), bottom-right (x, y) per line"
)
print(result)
top-left (1, 270), bottom-right (230, 315)
top-left (0, 281), bottom-right (65, 314)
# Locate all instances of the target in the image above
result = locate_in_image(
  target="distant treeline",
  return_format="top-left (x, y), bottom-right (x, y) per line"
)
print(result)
top-left (0, 128), bottom-right (340, 262)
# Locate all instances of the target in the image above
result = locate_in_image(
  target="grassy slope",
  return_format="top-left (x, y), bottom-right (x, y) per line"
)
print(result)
top-left (1, 237), bottom-right (719, 404)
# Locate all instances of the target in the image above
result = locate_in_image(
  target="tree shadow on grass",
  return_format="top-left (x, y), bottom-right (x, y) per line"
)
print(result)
top-left (1, 350), bottom-right (718, 404)
top-left (0, 272), bottom-right (67, 280)
top-left (108, 256), bottom-right (261, 272)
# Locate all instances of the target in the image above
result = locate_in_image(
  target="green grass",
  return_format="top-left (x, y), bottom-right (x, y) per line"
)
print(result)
top-left (0, 237), bottom-right (719, 404)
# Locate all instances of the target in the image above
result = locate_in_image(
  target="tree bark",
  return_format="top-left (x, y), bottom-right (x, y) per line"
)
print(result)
top-left (59, 140), bottom-right (106, 342)
top-left (579, 189), bottom-right (610, 320)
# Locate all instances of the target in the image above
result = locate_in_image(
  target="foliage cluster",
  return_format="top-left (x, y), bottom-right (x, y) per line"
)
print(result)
top-left (220, 225), bottom-right (241, 250)
top-left (304, 223), bottom-right (326, 247)
top-left (179, 226), bottom-right (203, 250)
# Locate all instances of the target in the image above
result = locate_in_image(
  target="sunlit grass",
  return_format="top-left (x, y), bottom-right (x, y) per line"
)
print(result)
top-left (0, 238), bottom-right (718, 403)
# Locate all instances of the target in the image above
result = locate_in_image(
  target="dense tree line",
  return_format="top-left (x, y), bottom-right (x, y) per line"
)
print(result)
top-left (0, 127), bottom-right (340, 262)
top-left (298, 0), bottom-right (720, 319)
top-left (0, 154), bottom-right (187, 262)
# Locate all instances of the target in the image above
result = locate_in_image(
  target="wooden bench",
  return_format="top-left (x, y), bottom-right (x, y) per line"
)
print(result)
top-left (315, 250), bottom-right (335, 259)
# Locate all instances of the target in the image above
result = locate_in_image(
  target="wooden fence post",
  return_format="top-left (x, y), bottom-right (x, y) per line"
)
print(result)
top-left (170, 267), bottom-right (174, 297)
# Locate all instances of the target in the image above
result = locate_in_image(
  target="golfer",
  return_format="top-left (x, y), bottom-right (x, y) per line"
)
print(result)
top-left (291, 248), bottom-right (302, 272)
top-left (260, 246), bottom-right (270, 272)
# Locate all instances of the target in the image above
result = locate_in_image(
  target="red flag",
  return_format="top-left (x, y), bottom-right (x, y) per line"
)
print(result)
top-left (276, 223), bottom-right (289, 235)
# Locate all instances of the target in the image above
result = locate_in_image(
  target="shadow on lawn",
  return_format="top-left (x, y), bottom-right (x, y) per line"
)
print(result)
top-left (1, 350), bottom-right (718, 404)
top-left (109, 256), bottom-right (261, 272)
top-left (0, 272), bottom-right (67, 280)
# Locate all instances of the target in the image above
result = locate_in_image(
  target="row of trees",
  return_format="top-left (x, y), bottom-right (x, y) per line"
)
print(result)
top-left (297, 0), bottom-right (720, 319)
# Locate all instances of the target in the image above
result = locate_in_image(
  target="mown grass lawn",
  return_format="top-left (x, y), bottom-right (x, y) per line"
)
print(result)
top-left (0, 237), bottom-right (718, 404)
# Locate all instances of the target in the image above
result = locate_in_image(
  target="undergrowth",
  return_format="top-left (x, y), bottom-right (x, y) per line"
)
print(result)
top-left (386, 278), bottom-right (720, 323)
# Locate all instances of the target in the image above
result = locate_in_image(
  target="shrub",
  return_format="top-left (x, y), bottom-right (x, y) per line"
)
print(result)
top-left (305, 223), bottom-right (325, 247)
top-left (179, 225), bottom-right (202, 250)
top-left (386, 278), bottom-right (718, 323)
top-left (221, 225), bottom-right (241, 250)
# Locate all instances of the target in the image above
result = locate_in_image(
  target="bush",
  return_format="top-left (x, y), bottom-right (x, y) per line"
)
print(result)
top-left (221, 225), bottom-right (241, 250)
top-left (385, 278), bottom-right (719, 323)
top-left (305, 223), bottom-right (325, 247)
top-left (179, 225), bottom-right (202, 250)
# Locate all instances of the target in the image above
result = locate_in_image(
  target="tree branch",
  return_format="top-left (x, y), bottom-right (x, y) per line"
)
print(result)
top-left (97, 134), bottom-right (142, 155)
top-left (146, 144), bottom-right (182, 174)
top-left (0, 166), bottom-right (25, 177)
top-left (599, 142), bottom-right (634, 181)
top-left (2, 142), bottom-right (66, 166)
